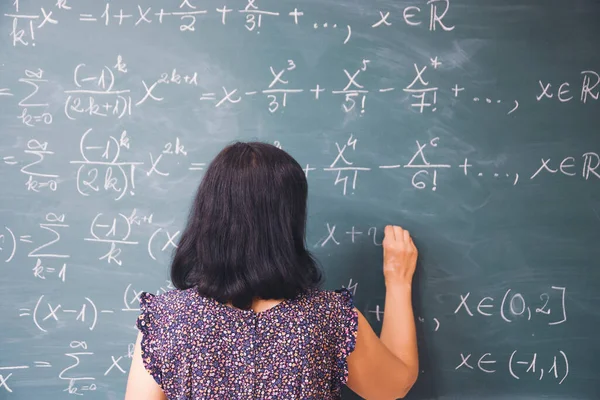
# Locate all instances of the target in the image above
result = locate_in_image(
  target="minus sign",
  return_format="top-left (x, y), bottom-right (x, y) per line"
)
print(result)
top-left (245, 91), bottom-right (257, 95)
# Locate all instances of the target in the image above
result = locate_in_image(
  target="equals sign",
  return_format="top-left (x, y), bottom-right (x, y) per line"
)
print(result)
top-left (19, 308), bottom-right (31, 316)
top-left (34, 361), bottom-right (51, 368)
top-left (34, 116), bottom-right (42, 122)
top-left (20, 235), bottom-right (32, 243)
top-left (46, 268), bottom-right (55, 273)
top-left (0, 88), bottom-right (13, 96)
top-left (79, 14), bottom-right (97, 22)
top-left (3, 156), bottom-right (17, 165)
top-left (189, 163), bottom-right (206, 171)
top-left (200, 93), bottom-right (216, 100)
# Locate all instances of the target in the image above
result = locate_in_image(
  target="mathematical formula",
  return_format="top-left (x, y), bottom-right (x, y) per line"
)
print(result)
top-left (1, 0), bottom-right (596, 397)
top-left (4, 0), bottom-right (454, 48)
top-left (2, 58), bottom-right (598, 122)
top-left (2, 131), bottom-right (599, 200)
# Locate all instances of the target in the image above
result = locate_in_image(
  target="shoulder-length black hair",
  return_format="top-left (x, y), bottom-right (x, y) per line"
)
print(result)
top-left (171, 141), bottom-right (322, 309)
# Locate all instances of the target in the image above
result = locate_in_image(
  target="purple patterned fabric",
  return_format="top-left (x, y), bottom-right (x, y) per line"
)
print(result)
top-left (136, 287), bottom-right (358, 399)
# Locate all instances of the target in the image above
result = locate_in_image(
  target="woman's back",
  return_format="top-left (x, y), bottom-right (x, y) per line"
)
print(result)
top-left (137, 287), bottom-right (357, 399)
top-left (125, 143), bottom-right (419, 399)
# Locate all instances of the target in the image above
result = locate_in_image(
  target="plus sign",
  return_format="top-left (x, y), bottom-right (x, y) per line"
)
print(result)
top-left (303, 164), bottom-right (316, 177)
top-left (459, 158), bottom-right (472, 175)
top-left (345, 226), bottom-right (363, 243)
top-left (310, 84), bottom-right (325, 100)
top-left (113, 9), bottom-right (132, 25)
top-left (452, 84), bottom-right (465, 97)
top-left (103, 103), bottom-right (113, 112)
top-left (288, 8), bottom-right (304, 24)
top-left (155, 9), bottom-right (169, 24)
top-left (430, 57), bottom-right (442, 69)
top-left (368, 305), bottom-right (384, 322)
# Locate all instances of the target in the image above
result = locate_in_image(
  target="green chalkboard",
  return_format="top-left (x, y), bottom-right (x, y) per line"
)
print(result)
top-left (0, 0), bottom-right (599, 399)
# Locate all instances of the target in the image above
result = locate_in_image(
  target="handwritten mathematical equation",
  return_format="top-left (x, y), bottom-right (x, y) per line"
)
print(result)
top-left (4, 0), bottom-right (454, 48)
top-left (0, 210), bottom-right (179, 277)
top-left (1, 0), bottom-right (595, 396)
top-left (455, 349), bottom-right (569, 384)
top-left (3, 132), bottom-right (599, 201)
top-left (18, 281), bottom-right (172, 332)
top-left (345, 280), bottom-right (568, 330)
top-left (453, 287), bottom-right (567, 326)
top-left (1, 59), bottom-right (598, 122)
top-left (0, 340), bottom-right (134, 394)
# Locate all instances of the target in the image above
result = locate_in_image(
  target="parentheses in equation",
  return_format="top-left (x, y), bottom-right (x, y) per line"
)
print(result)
top-left (104, 66), bottom-right (116, 93)
top-left (84, 297), bottom-right (98, 331)
top-left (508, 350), bottom-right (519, 380)
top-left (64, 95), bottom-right (76, 121)
top-left (500, 289), bottom-right (512, 323)
top-left (107, 135), bottom-right (121, 164)
top-left (78, 128), bottom-right (94, 163)
top-left (559, 350), bottom-right (568, 384)
top-left (117, 213), bottom-right (133, 241)
top-left (88, 213), bottom-right (104, 241)
top-left (32, 295), bottom-right (47, 332)
top-left (433, 318), bottom-right (440, 332)
top-left (123, 283), bottom-right (133, 310)
top-left (4, 227), bottom-right (17, 262)
top-left (73, 63), bottom-right (85, 88)
top-left (116, 164), bottom-right (130, 202)
top-left (527, 306), bottom-right (531, 320)
top-left (116, 95), bottom-right (130, 119)
top-left (147, 227), bottom-right (162, 261)
top-left (122, 283), bottom-right (141, 311)
top-left (75, 165), bottom-right (92, 197)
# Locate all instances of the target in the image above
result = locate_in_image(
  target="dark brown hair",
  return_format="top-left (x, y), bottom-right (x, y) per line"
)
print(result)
top-left (170, 141), bottom-right (322, 309)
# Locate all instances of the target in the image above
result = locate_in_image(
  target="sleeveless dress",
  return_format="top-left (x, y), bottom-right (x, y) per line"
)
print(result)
top-left (136, 287), bottom-right (358, 399)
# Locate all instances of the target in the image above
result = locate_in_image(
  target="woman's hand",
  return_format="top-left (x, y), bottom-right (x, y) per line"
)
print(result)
top-left (382, 225), bottom-right (418, 286)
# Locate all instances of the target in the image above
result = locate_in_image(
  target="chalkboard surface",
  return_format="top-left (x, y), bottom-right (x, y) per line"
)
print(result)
top-left (1, 0), bottom-right (599, 399)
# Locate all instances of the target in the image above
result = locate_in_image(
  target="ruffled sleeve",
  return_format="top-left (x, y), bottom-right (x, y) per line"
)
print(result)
top-left (333, 288), bottom-right (359, 386)
top-left (136, 292), bottom-right (163, 386)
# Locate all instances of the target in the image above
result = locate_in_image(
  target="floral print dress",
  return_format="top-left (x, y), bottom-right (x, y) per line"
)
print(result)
top-left (136, 287), bottom-right (358, 399)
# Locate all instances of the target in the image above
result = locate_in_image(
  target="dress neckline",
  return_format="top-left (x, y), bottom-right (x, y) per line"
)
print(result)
top-left (191, 287), bottom-right (313, 317)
